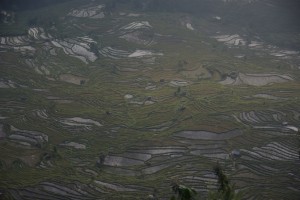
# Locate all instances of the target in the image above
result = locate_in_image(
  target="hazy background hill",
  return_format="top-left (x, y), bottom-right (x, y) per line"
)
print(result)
top-left (0, 0), bottom-right (72, 11)
top-left (118, 0), bottom-right (300, 49)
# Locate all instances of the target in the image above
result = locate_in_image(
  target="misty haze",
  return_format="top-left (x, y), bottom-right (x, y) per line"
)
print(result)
top-left (0, 0), bottom-right (300, 199)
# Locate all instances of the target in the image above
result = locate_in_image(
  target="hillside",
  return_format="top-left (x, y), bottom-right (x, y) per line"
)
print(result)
top-left (0, 0), bottom-right (299, 199)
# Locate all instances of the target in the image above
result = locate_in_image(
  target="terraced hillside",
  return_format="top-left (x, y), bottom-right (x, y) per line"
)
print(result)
top-left (0, 0), bottom-right (300, 199)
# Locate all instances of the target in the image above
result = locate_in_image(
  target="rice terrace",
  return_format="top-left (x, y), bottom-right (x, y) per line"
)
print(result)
top-left (0, 0), bottom-right (300, 199)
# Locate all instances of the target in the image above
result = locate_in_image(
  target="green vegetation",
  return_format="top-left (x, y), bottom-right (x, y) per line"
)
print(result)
top-left (169, 164), bottom-right (243, 200)
top-left (171, 182), bottom-right (197, 200)
top-left (208, 164), bottom-right (242, 200)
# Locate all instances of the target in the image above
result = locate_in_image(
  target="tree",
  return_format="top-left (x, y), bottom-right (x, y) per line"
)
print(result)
top-left (176, 61), bottom-right (184, 72)
top-left (177, 87), bottom-right (181, 93)
top-left (174, 87), bottom-right (186, 97)
top-left (0, 160), bottom-right (6, 170)
top-left (96, 152), bottom-right (106, 168)
top-left (12, 159), bottom-right (26, 169)
top-left (104, 0), bottom-right (117, 12)
top-left (214, 164), bottom-right (231, 197)
top-left (208, 163), bottom-right (243, 200)
top-left (40, 146), bottom-right (62, 163)
top-left (48, 102), bottom-right (56, 113)
top-left (171, 182), bottom-right (197, 200)
top-left (2, 123), bottom-right (11, 134)
top-left (80, 80), bottom-right (86, 85)
top-left (89, 42), bottom-right (99, 57)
